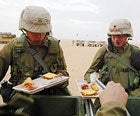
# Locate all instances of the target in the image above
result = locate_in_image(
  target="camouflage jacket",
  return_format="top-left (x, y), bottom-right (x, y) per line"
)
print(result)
top-left (0, 34), bottom-right (69, 87)
top-left (84, 43), bottom-right (140, 96)
top-left (95, 102), bottom-right (127, 116)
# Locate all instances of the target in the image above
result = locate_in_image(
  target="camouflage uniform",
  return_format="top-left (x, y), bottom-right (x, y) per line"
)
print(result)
top-left (84, 43), bottom-right (140, 94)
top-left (84, 19), bottom-right (140, 96)
top-left (0, 6), bottom-right (70, 103)
top-left (96, 102), bottom-right (126, 116)
top-left (0, 35), bottom-right (69, 80)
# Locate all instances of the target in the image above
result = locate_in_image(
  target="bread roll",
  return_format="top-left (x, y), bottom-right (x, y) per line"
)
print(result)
top-left (43, 72), bottom-right (57, 79)
top-left (81, 89), bottom-right (97, 96)
top-left (91, 83), bottom-right (99, 91)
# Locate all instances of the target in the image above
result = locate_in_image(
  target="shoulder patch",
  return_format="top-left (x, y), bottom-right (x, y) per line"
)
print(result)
top-left (13, 37), bottom-right (25, 53)
top-left (130, 44), bottom-right (140, 53)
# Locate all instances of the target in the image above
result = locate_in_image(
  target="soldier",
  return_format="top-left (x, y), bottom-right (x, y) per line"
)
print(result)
top-left (96, 81), bottom-right (128, 116)
top-left (84, 19), bottom-right (140, 96)
top-left (0, 6), bottom-right (70, 103)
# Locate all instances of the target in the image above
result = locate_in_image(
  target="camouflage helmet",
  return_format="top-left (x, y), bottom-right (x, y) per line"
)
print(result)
top-left (19, 6), bottom-right (51, 33)
top-left (107, 19), bottom-right (133, 37)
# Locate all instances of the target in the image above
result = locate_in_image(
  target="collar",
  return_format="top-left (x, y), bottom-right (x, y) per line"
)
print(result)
top-left (26, 36), bottom-right (49, 48)
top-left (114, 42), bottom-right (129, 53)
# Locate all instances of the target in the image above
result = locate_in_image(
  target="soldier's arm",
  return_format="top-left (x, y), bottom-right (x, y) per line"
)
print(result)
top-left (56, 45), bottom-right (69, 77)
top-left (96, 81), bottom-right (128, 116)
top-left (95, 102), bottom-right (127, 116)
top-left (0, 58), bottom-right (8, 81)
top-left (0, 39), bottom-right (15, 81)
top-left (84, 45), bottom-right (107, 83)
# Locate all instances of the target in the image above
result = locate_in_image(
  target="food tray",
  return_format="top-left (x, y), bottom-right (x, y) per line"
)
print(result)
top-left (76, 79), bottom-right (103, 99)
top-left (13, 76), bottom-right (69, 94)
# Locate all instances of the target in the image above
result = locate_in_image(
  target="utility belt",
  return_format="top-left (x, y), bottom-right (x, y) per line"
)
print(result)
top-left (111, 67), bottom-right (129, 72)
top-left (0, 81), bottom-right (13, 103)
top-left (121, 68), bottom-right (129, 72)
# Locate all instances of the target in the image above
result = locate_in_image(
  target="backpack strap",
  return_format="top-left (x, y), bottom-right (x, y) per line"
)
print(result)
top-left (25, 41), bottom-right (49, 73)
top-left (96, 47), bottom-right (107, 72)
top-left (16, 34), bottom-right (60, 73)
top-left (18, 34), bottom-right (49, 73)
top-left (108, 51), bottom-right (139, 76)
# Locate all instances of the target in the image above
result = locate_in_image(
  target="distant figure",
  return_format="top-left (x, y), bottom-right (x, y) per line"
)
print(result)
top-left (72, 40), bottom-right (75, 46)
top-left (84, 19), bottom-right (140, 96)
top-left (0, 6), bottom-right (70, 103)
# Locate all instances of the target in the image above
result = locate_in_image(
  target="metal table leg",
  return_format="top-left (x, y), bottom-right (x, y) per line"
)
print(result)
top-left (84, 99), bottom-right (94, 116)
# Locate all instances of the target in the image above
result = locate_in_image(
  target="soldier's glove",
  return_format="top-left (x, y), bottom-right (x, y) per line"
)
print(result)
top-left (0, 80), bottom-right (13, 103)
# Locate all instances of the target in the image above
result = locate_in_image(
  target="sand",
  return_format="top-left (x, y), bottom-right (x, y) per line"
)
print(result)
top-left (60, 39), bottom-right (100, 95)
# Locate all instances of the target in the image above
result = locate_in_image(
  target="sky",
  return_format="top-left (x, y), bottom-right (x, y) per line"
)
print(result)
top-left (0, 0), bottom-right (140, 42)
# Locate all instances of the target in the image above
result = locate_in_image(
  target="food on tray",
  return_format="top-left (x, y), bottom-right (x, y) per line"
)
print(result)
top-left (43, 72), bottom-right (58, 79)
top-left (81, 89), bottom-right (97, 96)
top-left (23, 77), bottom-right (33, 87)
top-left (81, 84), bottom-right (89, 90)
top-left (90, 83), bottom-right (99, 91)
top-left (80, 82), bottom-right (100, 96)
top-left (22, 77), bottom-right (36, 90)
top-left (26, 85), bottom-right (37, 90)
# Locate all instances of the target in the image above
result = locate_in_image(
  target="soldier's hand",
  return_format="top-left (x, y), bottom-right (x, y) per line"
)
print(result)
top-left (57, 73), bottom-right (63, 77)
top-left (99, 81), bottom-right (128, 107)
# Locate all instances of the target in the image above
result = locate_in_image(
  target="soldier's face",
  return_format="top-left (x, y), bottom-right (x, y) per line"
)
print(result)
top-left (111, 35), bottom-right (128, 47)
top-left (26, 31), bottom-right (46, 45)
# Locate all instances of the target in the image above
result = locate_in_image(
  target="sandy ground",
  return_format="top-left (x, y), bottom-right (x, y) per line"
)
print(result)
top-left (60, 40), bottom-right (100, 96)
top-left (0, 39), bottom-right (139, 105)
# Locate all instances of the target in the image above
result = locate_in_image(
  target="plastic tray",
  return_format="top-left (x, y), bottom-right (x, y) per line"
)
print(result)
top-left (76, 79), bottom-right (103, 99)
top-left (13, 76), bottom-right (69, 94)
